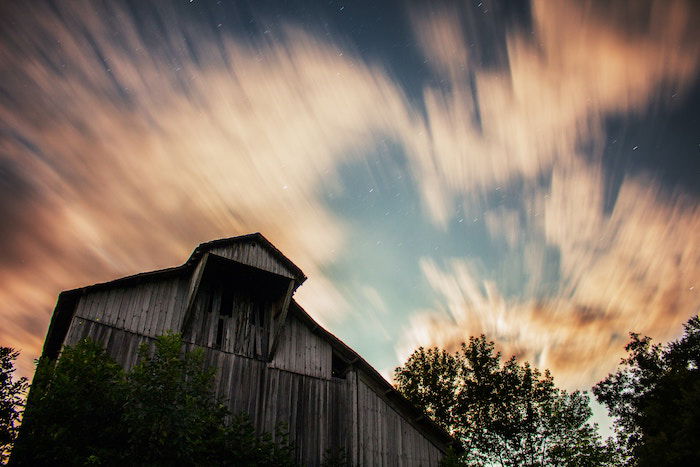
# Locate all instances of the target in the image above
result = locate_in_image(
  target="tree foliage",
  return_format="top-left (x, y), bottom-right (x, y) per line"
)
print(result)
top-left (395, 335), bottom-right (615, 466)
top-left (593, 315), bottom-right (700, 466)
top-left (11, 333), bottom-right (295, 466)
top-left (0, 348), bottom-right (28, 464)
top-left (121, 335), bottom-right (226, 465)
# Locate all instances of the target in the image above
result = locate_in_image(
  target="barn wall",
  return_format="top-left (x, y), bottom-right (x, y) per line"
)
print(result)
top-left (356, 376), bottom-right (444, 466)
top-left (206, 350), bottom-right (356, 465)
top-left (63, 316), bottom-right (152, 371)
top-left (209, 242), bottom-right (296, 279)
top-left (72, 277), bottom-right (189, 338)
top-left (269, 313), bottom-right (332, 379)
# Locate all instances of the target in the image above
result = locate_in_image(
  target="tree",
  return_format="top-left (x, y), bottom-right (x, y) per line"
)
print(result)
top-left (11, 339), bottom-right (126, 465)
top-left (593, 315), bottom-right (700, 466)
top-left (0, 348), bottom-right (28, 464)
top-left (395, 335), bottom-right (615, 466)
top-left (11, 334), bottom-right (295, 466)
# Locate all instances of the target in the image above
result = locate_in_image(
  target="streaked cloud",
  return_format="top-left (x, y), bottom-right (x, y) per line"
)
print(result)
top-left (0, 1), bottom-right (414, 375)
top-left (0, 0), bottom-right (698, 393)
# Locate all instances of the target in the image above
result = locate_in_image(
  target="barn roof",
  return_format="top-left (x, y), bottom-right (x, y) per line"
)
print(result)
top-left (198, 233), bottom-right (306, 282)
top-left (44, 233), bottom-right (303, 359)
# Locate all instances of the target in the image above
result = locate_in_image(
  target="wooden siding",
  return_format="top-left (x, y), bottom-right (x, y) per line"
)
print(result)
top-left (209, 353), bottom-right (356, 465)
top-left (209, 241), bottom-right (296, 279)
top-left (269, 313), bottom-right (332, 379)
top-left (64, 317), bottom-right (151, 371)
top-left (62, 318), bottom-right (354, 465)
top-left (72, 277), bottom-right (188, 338)
top-left (357, 377), bottom-right (443, 466)
top-left (183, 277), bottom-right (271, 359)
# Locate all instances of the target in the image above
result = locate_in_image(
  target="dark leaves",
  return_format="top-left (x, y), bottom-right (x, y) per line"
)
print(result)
top-left (395, 335), bottom-right (615, 466)
top-left (593, 314), bottom-right (700, 466)
top-left (0, 347), bottom-right (28, 463)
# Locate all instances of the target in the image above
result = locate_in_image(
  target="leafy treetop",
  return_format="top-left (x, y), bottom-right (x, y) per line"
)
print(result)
top-left (395, 335), bottom-right (617, 466)
top-left (0, 347), bottom-right (28, 464)
top-left (593, 315), bottom-right (700, 466)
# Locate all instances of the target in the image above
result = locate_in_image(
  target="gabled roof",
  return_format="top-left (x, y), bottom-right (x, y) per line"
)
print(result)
top-left (196, 233), bottom-right (306, 283)
top-left (58, 233), bottom-right (306, 295)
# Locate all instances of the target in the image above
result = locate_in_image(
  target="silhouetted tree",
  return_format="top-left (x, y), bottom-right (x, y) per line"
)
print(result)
top-left (12, 334), bottom-right (295, 466)
top-left (0, 348), bottom-right (28, 464)
top-left (395, 335), bottom-right (616, 466)
top-left (593, 315), bottom-right (700, 466)
top-left (11, 339), bottom-right (125, 465)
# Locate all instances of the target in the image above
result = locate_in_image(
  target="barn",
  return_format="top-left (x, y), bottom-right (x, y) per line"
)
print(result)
top-left (41, 233), bottom-right (459, 465)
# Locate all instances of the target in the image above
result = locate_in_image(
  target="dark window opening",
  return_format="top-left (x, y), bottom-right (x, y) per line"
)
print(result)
top-left (215, 317), bottom-right (225, 349)
top-left (205, 289), bottom-right (214, 313)
top-left (219, 285), bottom-right (234, 317)
top-left (332, 352), bottom-right (349, 379)
top-left (249, 302), bottom-right (265, 329)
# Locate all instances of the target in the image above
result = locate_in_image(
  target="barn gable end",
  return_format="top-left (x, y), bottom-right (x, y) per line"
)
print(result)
top-left (268, 311), bottom-right (332, 379)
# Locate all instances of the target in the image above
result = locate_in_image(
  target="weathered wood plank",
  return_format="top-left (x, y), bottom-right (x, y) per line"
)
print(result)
top-left (153, 281), bottom-right (168, 336)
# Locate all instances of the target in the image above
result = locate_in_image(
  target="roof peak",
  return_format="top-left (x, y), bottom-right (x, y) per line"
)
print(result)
top-left (194, 233), bottom-right (306, 282)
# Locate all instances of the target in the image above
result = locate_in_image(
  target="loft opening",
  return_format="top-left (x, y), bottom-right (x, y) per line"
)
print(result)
top-left (193, 254), bottom-right (293, 356)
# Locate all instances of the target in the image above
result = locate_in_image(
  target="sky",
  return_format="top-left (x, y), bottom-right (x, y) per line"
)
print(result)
top-left (1, 0), bottom-right (699, 429)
